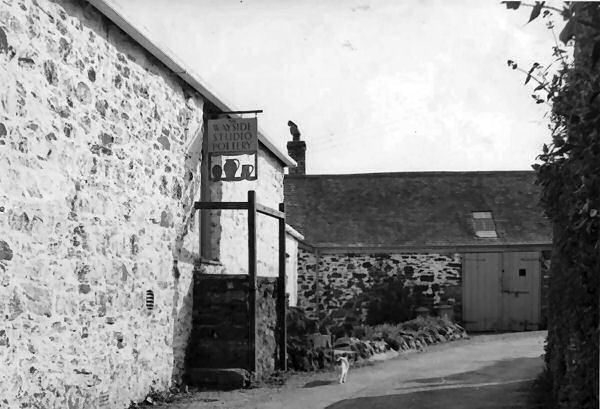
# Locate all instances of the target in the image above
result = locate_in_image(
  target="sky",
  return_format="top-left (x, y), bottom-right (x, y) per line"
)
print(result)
top-left (110, 0), bottom-right (566, 174)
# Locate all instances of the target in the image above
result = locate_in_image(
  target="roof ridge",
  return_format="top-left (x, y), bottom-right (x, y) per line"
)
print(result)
top-left (285, 170), bottom-right (536, 178)
top-left (89, 0), bottom-right (295, 167)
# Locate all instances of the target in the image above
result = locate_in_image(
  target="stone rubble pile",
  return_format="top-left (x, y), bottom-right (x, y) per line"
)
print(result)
top-left (286, 309), bottom-right (468, 371)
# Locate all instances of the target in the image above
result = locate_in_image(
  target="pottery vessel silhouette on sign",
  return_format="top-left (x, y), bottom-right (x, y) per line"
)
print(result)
top-left (223, 159), bottom-right (240, 179)
top-left (211, 165), bottom-right (222, 181)
top-left (241, 164), bottom-right (254, 180)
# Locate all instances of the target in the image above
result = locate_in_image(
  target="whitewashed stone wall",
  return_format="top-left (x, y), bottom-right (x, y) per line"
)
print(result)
top-left (296, 249), bottom-right (463, 324)
top-left (285, 231), bottom-right (299, 307)
top-left (0, 0), bottom-right (204, 408)
top-left (207, 149), bottom-right (284, 277)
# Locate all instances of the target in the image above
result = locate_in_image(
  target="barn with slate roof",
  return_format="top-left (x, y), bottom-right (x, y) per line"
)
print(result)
top-left (284, 136), bottom-right (552, 332)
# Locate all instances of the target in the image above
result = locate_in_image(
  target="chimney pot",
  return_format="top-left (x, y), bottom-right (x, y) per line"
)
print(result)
top-left (287, 140), bottom-right (306, 175)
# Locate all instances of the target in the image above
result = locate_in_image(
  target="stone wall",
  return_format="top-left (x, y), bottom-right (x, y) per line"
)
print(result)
top-left (296, 248), bottom-right (462, 325)
top-left (296, 247), bottom-right (319, 319)
top-left (188, 274), bottom-right (251, 371)
top-left (0, 1), bottom-right (204, 408)
top-left (188, 273), bottom-right (281, 379)
top-left (255, 276), bottom-right (279, 377)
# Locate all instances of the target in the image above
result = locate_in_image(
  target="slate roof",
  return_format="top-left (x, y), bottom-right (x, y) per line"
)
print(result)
top-left (284, 171), bottom-right (552, 249)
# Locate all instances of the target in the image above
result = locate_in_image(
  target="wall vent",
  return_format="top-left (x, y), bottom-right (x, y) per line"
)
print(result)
top-left (145, 290), bottom-right (155, 310)
top-left (98, 392), bottom-right (110, 408)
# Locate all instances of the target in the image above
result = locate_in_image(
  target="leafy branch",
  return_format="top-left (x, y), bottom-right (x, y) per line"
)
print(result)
top-left (504, 2), bottom-right (577, 107)
top-left (501, 1), bottom-right (563, 22)
top-left (503, 1), bottom-right (600, 38)
top-left (506, 59), bottom-right (556, 105)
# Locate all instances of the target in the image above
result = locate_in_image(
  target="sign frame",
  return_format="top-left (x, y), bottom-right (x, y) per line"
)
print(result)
top-left (207, 117), bottom-right (258, 182)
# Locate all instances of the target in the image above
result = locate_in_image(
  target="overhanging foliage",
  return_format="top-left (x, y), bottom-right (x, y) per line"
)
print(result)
top-left (505, 2), bottom-right (599, 408)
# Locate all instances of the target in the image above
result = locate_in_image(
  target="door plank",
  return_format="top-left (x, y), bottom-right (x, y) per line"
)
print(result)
top-left (463, 253), bottom-right (501, 331)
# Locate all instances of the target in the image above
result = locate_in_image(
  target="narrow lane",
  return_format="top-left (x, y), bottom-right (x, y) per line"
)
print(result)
top-left (286, 331), bottom-right (544, 409)
top-left (163, 331), bottom-right (546, 409)
top-left (326, 355), bottom-right (542, 409)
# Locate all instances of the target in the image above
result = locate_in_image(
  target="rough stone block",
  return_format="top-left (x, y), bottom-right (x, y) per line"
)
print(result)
top-left (0, 241), bottom-right (13, 261)
top-left (21, 284), bottom-right (52, 317)
top-left (0, 329), bottom-right (9, 346)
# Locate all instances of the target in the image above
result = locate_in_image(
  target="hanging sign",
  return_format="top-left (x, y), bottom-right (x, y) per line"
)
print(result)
top-left (207, 117), bottom-right (258, 182)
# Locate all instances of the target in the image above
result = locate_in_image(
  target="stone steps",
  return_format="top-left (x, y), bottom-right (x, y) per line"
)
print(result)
top-left (185, 368), bottom-right (251, 391)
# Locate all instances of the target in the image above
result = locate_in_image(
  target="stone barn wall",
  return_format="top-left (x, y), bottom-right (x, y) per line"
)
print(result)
top-left (296, 248), bottom-right (463, 326)
top-left (0, 0), bottom-right (204, 408)
top-left (296, 246), bottom-right (319, 319)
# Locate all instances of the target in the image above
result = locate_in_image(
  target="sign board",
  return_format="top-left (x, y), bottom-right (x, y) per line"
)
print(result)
top-left (206, 117), bottom-right (258, 182)
top-left (207, 117), bottom-right (258, 155)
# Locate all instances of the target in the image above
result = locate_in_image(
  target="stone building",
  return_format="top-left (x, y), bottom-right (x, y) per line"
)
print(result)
top-left (0, 0), bottom-right (298, 407)
top-left (285, 136), bottom-right (552, 333)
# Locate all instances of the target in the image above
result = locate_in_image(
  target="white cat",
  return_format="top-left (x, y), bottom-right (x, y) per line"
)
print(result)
top-left (336, 356), bottom-right (350, 384)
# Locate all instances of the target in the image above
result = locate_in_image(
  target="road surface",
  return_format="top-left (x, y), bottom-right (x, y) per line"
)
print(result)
top-left (161, 331), bottom-right (545, 409)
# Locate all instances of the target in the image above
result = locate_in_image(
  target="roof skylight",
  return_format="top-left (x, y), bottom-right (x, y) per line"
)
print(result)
top-left (472, 211), bottom-right (497, 238)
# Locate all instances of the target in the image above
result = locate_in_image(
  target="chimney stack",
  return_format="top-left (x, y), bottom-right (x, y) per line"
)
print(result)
top-left (287, 120), bottom-right (306, 175)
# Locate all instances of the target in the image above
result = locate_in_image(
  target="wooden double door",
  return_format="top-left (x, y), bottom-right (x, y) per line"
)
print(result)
top-left (463, 252), bottom-right (541, 332)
